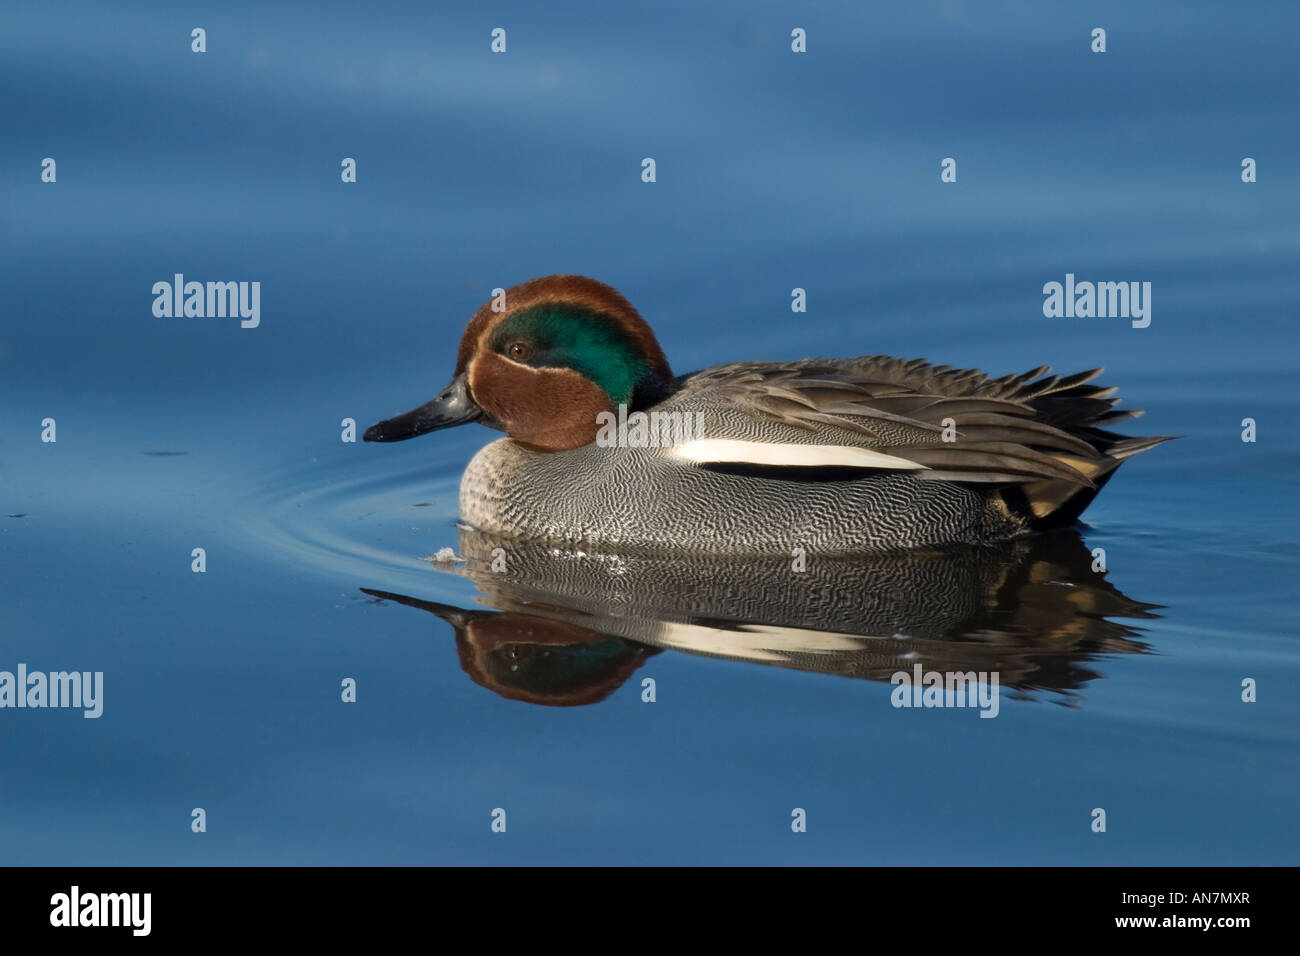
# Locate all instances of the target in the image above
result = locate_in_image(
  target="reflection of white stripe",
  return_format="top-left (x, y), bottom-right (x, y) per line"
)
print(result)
top-left (653, 621), bottom-right (880, 661)
top-left (666, 438), bottom-right (928, 470)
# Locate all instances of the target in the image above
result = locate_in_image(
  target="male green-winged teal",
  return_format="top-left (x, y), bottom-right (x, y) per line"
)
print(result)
top-left (364, 275), bottom-right (1168, 554)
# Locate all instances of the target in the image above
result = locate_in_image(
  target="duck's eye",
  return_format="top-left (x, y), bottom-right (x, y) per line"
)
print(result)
top-left (506, 341), bottom-right (530, 361)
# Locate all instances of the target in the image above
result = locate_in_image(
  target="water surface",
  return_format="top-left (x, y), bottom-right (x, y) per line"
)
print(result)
top-left (2, 0), bottom-right (1297, 864)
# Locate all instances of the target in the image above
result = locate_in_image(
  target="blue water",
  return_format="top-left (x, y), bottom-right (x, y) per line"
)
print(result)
top-left (2, 1), bottom-right (1297, 864)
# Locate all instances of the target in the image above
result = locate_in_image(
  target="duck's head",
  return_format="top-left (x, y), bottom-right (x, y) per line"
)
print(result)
top-left (364, 275), bottom-right (674, 452)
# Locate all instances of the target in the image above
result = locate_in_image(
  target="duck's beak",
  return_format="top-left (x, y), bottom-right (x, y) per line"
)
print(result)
top-left (363, 373), bottom-right (483, 442)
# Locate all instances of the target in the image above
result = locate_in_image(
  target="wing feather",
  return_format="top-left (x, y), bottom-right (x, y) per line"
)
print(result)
top-left (664, 357), bottom-right (1147, 486)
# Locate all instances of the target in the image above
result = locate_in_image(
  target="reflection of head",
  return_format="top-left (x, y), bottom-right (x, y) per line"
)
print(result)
top-left (360, 589), bottom-right (658, 707)
top-left (453, 614), bottom-right (657, 707)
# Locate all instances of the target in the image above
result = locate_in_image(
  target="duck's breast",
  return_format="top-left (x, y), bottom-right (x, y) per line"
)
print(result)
top-left (459, 436), bottom-right (1026, 554)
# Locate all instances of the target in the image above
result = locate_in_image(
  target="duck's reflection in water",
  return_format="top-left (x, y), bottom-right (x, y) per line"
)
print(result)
top-left (362, 527), bottom-right (1160, 707)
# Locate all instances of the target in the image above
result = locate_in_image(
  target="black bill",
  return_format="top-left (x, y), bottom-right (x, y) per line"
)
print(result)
top-left (363, 373), bottom-right (482, 442)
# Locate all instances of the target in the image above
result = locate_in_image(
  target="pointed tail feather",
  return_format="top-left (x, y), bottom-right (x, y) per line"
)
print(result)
top-left (1015, 434), bottom-right (1174, 528)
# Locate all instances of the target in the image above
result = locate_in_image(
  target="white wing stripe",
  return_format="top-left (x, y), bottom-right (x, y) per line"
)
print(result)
top-left (666, 438), bottom-right (928, 470)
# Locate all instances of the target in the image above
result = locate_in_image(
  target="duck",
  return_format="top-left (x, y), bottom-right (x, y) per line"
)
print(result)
top-left (364, 275), bottom-right (1168, 554)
